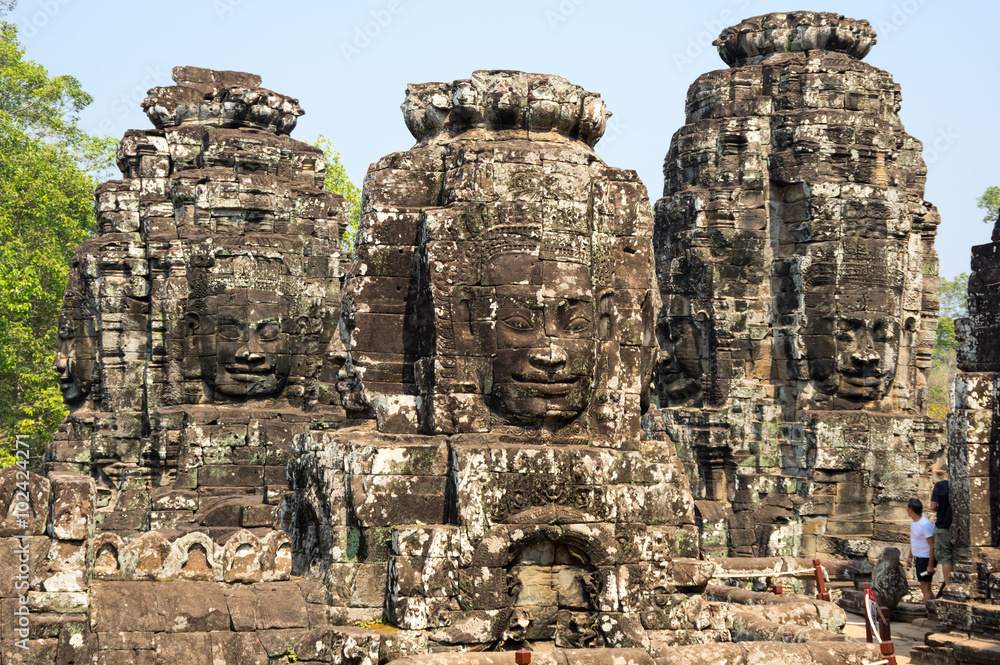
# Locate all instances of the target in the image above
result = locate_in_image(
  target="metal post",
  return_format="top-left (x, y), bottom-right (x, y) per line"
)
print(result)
top-left (515, 651), bottom-right (531, 665)
top-left (774, 583), bottom-right (783, 596)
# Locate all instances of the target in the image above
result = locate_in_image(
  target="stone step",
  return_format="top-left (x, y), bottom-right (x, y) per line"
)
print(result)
top-left (910, 632), bottom-right (1000, 665)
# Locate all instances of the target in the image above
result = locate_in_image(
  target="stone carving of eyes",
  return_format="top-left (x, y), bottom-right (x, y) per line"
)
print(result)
top-left (217, 321), bottom-right (281, 341)
top-left (836, 320), bottom-right (860, 343)
top-left (565, 315), bottom-right (591, 332)
top-left (557, 300), bottom-right (593, 334)
top-left (218, 323), bottom-right (241, 340)
top-left (499, 312), bottom-right (536, 331)
top-left (257, 322), bottom-right (280, 342)
top-left (873, 320), bottom-right (893, 342)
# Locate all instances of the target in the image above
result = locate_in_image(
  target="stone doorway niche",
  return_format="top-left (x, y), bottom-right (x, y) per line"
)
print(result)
top-left (505, 539), bottom-right (601, 648)
top-left (695, 445), bottom-right (732, 502)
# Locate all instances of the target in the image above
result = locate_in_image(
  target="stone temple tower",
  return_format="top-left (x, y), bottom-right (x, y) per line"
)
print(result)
top-left (652, 12), bottom-right (946, 560)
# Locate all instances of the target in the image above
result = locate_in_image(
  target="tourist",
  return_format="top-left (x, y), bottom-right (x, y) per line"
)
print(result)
top-left (930, 467), bottom-right (955, 597)
top-left (906, 498), bottom-right (936, 605)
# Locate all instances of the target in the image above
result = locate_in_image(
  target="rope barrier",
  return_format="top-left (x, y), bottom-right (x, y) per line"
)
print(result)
top-left (714, 567), bottom-right (818, 578)
top-left (863, 585), bottom-right (898, 665)
top-left (865, 590), bottom-right (883, 645)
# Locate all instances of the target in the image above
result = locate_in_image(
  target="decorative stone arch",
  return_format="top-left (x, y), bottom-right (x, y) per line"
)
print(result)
top-left (120, 530), bottom-right (172, 580)
top-left (221, 529), bottom-right (262, 583)
top-left (468, 506), bottom-right (621, 648)
top-left (91, 533), bottom-right (125, 578)
top-left (261, 530), bottom-right (292, 581)
top-left (161, 531), bottom-right (221, 581)
top-left (472, 506), bottom-right (620, 568)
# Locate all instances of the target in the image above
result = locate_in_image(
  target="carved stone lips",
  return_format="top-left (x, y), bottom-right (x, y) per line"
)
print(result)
top-left (845, 378), bottom-right (882, 386)
top-left (225, 365), bottom-right (274, 380)
top-left (842, 374), bottom-right (883, 387)
top-left (512, 374), bottom-right (579, 396)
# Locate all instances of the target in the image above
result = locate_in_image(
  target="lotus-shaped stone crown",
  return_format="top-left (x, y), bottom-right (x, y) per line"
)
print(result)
top-left (401, 70), bottom-right (610, 146)
top-left (142, 66), bottom-right (304, 135)
top-left (715, 12), bottom-right (877, 67)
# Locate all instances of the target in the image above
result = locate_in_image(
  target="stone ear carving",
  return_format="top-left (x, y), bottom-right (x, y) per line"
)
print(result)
top-left (597, 289), bottom-right (615, 341)
top-left (452, 286), bottom-right (476, 337)
top-left (641, 292), bottom-right (655, 347)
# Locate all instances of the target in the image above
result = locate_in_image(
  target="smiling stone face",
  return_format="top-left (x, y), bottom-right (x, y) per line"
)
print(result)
top-left (489, 258), bottom-right (597, 423)
top-left (798, 241), bottom-right (909, 411)
top-left (182, 252), bottom-right (310, 403)
top-left (53, 253), bottom-right (97, 407)
top-left (656, 297), bottom-right (709, 408)
top-left (805, 310), bottom-right (901, 403)
top-left (188, 302), bottom-right (294, 398)
top-left (54, 317), bottom-right (97, 406)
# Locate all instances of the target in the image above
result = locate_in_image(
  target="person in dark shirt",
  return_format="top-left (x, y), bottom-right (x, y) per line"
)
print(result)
top-left (930, 466), bottom-right (954, 597)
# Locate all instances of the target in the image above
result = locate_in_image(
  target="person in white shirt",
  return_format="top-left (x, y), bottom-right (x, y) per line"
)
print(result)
top-left (906, 498), bottom-right (936, 605)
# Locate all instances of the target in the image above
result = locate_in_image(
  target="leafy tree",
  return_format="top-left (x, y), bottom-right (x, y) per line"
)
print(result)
top-left (927, 273), bottom-right (969, 419)
top-left (939, 271), bottom-right (969, 319)
top-left (313, 135), bottom-right (362, 251)
top-left (0, 11), bottom-right (111, 462)
top-left (976, 185), bottom-right (1000, 225)
top-left (1, 19), bottom-right (115, 176)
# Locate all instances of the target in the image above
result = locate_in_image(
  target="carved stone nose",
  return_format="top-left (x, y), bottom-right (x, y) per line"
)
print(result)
top-left (529, 343), bottom-right (568, 369)
top-left (237, 348), bottom-right (266, 363)
top-left (852, 347), bottom-right (880, 366)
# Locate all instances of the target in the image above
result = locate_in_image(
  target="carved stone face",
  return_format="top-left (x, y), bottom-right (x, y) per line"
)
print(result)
top-left (806, 311), bottom-right (900, 402)
top-left (53, 317), bottom-right (96, 405)
top-left (657, 315), bottom-right (705, 407)
top-left (188, 301), bottom-right (293, 398)
top-left (796, 240), bottom-right (911, 410)
top-left (53, 260), bottom-right (96, 407)
top-left (489, 257), bottom-right (596, 423)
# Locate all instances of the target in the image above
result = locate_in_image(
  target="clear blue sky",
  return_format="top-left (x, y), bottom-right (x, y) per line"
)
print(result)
top-left (8, 0), bottom-right (996, 281)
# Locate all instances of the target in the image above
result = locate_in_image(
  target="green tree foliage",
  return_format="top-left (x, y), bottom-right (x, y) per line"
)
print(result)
top-left (927, 273), bottom-right (969, 419)
top-left (976, 186), bottom-right (1000, 225)
top-left (0, 13), bottom-right (112, 462)
top-left (939, 271), bottom-right (969, 319)
top-left (313, 135), bottom-right (362, 251)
